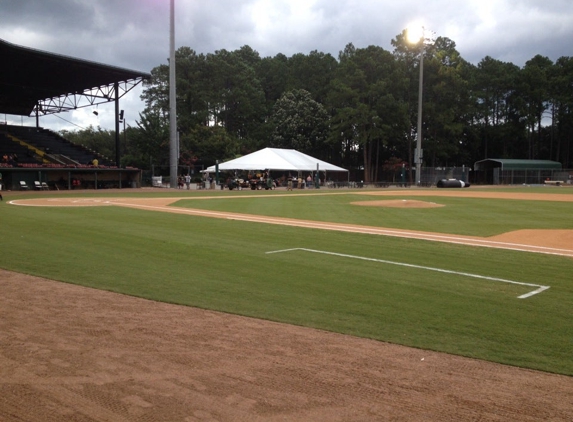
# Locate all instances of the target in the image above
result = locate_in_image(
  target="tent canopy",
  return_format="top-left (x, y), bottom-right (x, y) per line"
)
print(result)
top-left (205, 148), bottom-right (348, 173)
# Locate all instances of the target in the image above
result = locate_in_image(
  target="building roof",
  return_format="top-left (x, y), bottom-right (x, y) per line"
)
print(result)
top-left (0, 38), bottom-right (150, 116)
top-left (205, 148), bottom-right (348, 173)
top-left (474, 159), bottom-right (562, 171)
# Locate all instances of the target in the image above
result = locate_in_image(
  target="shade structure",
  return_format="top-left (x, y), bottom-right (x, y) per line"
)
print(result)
top-left (0, 37), bottom-right (149, 116)
top-left (205, 148), bottom-right (348, 173)
top-left (474, 159), bottom-right (562, 171)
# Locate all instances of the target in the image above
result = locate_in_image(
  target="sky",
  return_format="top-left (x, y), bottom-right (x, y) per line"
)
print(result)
top-left (1, 0), bottom-right (572, 132)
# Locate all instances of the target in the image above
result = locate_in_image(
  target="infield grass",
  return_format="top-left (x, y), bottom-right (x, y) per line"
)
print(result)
top-left (172, 189), bottom-right (573, 236)
top-left (1, 187), bottom-right (572, 375)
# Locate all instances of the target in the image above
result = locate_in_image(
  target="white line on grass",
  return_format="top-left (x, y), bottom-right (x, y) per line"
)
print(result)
top-left (266, 248), bottom-right (550, 299)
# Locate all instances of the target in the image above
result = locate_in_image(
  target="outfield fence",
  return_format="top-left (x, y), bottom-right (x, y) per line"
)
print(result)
top-left (491, 169), bottom-right (573, 185)
top-left (140, 165), bottom-right (573, 188)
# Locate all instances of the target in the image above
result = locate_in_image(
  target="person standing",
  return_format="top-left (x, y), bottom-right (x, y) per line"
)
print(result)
top-left (184, 174), bottom-right (191, 190)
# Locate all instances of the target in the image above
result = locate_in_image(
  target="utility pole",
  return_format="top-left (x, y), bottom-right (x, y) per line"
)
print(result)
top-left (169, 0), bottom-right (178, 188)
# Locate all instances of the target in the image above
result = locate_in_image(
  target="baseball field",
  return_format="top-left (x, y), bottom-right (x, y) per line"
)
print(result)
top-left (1, 186), bottom-right (572, 421)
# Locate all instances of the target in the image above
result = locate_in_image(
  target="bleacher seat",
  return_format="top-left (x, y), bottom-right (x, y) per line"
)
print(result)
top-left (2, 125), bottom-right (113, 167)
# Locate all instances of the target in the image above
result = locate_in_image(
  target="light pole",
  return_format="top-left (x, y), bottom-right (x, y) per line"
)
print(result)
top-left (408, 26), bottom-right (425, 186)
top-left (169, 0), bottom-right (178, 189)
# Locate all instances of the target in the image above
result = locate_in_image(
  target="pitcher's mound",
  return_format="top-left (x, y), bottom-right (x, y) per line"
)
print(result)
top-left (351, 199), bottom-right (444, 208)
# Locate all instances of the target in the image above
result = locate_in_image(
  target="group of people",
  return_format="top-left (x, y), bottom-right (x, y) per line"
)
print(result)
top-left (286, 173), bottom-right (319, 190)
top-left (2, 153), bottom-right (18, 166)
top-left (178, 171), bottom-right (321, 191)
top-left (177, 174), bottom-right (193, 189)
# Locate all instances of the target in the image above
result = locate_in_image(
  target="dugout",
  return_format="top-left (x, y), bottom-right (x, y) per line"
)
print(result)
top-left (473, 159), bottom-right (563, 185)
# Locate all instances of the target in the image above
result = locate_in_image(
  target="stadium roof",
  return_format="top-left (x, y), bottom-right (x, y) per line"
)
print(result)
top-left (474, 159), bottom-right (562, 170)
top-left (0, 38), bottom-right (150, 116)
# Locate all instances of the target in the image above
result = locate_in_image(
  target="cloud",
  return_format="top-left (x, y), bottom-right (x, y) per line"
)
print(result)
top-left (1, 0), bottom-right (572, 131)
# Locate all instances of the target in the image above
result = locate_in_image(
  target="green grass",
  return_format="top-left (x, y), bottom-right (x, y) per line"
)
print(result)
top-left (1, 187), bottom-right (572, 375)
top-left (172, 188), bottom-right (573, 236)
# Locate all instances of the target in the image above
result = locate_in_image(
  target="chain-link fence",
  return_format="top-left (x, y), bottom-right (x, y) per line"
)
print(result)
top-left (418, 167), bottom-right (471, 187)
top-left (143, 164), bottom-right (205, 187)
top-left (347, 166), bottom-right (471, 187)
top-left (491, 169), bottom-right (573, 185)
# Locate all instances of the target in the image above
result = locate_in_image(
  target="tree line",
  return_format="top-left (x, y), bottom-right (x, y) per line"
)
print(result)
top-left (64, 29), bottom-right (573, 182)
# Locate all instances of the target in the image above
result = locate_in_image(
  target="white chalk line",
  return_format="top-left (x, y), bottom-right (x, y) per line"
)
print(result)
top-left (9, 199), bottom-right (114, 206)
top-left (266, 248), bottom-right (550, 299)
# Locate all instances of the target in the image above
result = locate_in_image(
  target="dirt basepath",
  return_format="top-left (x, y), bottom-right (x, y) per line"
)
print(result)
top-left (2, 190), bottom-right (573, 421)
top-left (2, 269), bottom-right (572, 422)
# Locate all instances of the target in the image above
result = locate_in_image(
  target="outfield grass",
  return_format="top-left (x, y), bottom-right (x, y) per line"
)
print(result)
top-left (1, 187), bottom-right (572, 376)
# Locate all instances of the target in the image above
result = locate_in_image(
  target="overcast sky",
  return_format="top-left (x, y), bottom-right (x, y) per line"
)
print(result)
top-left (1, 0), bottom-right (572, 132)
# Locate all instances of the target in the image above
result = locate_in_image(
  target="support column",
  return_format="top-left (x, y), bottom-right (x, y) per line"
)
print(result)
top-left (115, 82), bottom-right (120, 167)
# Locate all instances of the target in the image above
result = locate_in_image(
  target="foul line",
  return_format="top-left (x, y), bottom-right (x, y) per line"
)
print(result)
top-left (266, 248), bottom-right (550, 299)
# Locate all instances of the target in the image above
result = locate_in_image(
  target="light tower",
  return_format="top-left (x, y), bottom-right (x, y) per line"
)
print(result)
top-left (408, 25), bottom-right (425, 186)
top-left (169, 0), bottom-right (178, 188)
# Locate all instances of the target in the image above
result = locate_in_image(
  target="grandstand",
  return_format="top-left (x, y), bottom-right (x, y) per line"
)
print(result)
top-left (0, 124), bottom-right (141, 189)
top-left (0, 38), bottom-right (149, 191)
top-left (1, 125), bottom-right (112, 166)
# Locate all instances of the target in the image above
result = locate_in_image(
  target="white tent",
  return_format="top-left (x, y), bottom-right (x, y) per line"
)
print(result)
top-left (205, 148), bottom-right (348, 173)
